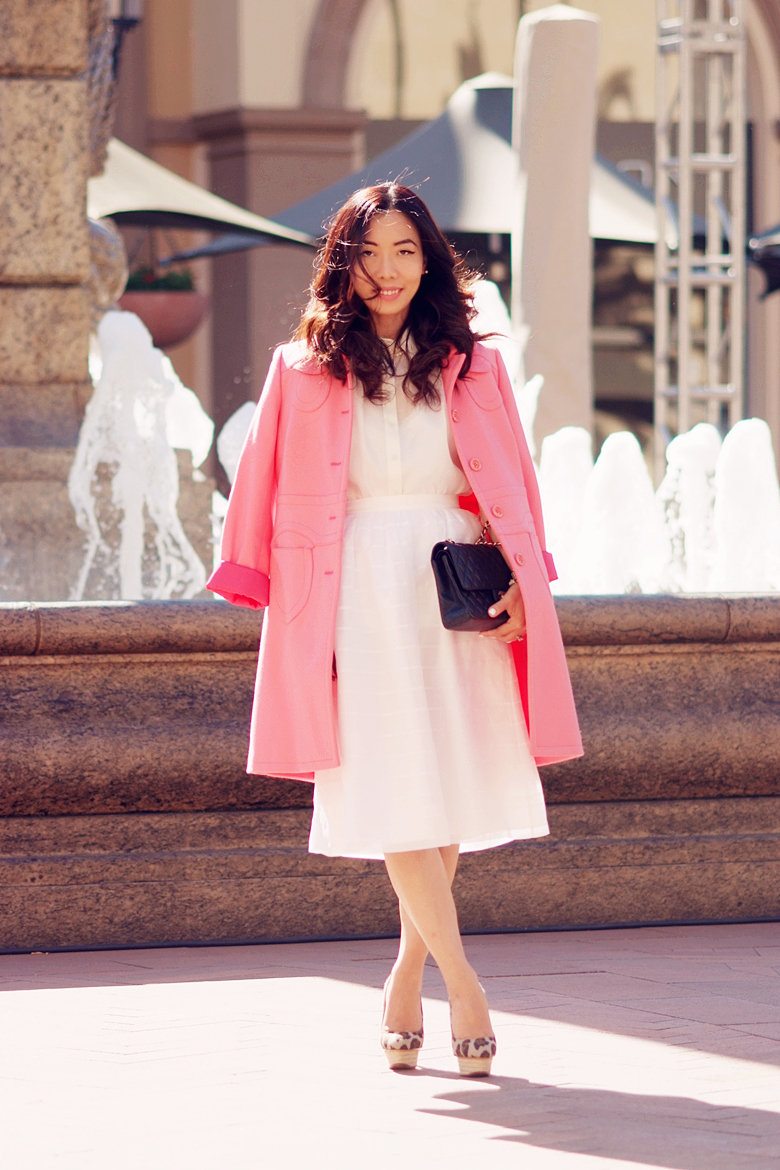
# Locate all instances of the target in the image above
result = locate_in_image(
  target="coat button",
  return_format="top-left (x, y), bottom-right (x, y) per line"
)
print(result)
top-left (514, 552), bottom-right (525, 566)
top-left (491, 505), bottom-right (504, 518)
top-left (452, 409), bottom-right (461, 422)
top-left (469, 457), bottom-right (482, 471)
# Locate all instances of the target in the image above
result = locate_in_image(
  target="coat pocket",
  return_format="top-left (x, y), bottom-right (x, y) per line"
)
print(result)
top-left (463, 378), bottom-right (502, 410)
top-left (270, 529), bottom-right (314, 622)
top-left (293, 374), bottom-right (331, 412)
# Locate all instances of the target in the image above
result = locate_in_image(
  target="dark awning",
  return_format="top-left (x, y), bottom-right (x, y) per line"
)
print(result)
top-left (160, 73), bottom-right (657, 265)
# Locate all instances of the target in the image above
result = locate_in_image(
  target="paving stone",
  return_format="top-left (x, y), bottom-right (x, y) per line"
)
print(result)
top-left (1, 924), bottom-right (779, 1169)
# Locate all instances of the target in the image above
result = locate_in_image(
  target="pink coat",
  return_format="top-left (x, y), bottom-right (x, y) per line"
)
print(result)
top-left (208, 339), bottom-right (583, 779)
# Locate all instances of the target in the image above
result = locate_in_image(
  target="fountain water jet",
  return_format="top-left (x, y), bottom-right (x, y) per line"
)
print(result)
top-left (569, 430), bottom-right (670, 594)
top-left (656, 423), bottom-right (721, 592)
top-left (539, 426), bottom-right (593, 587)
top-left (538, 417), bottom-right (780, 595)
top-left (69, 310), bottom-right (209, 600)
top-left (711, 418), bottom-right (780, 592)
top-left (217, 401), bottom-right (256, 487)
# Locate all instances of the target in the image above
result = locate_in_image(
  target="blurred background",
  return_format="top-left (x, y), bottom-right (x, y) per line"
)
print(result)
top-left (109, 0), bottom-right (780, 468)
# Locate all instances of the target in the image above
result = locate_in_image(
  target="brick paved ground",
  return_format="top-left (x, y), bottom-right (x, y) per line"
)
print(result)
top-left (1, 922), bottom-right (778, 1169)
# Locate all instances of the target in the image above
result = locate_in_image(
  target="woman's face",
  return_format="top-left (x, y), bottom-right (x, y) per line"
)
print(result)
top-left (350, 210), bottom-right (425, 339)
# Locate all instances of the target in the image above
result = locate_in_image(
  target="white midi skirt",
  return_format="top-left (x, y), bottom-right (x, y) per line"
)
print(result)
top-left (309, 377), bottom-right (549, 860)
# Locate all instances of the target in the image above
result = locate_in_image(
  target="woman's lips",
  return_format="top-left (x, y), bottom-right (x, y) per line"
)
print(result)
top-left (378, 288), bottom-right (402, 299)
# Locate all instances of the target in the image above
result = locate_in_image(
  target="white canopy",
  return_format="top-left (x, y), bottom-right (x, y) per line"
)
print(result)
top-left (87, 138), bottom-right (314, 247)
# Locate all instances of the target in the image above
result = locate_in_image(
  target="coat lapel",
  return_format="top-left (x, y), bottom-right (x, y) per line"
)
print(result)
top-left (441, 348), bottom-right (467, 410)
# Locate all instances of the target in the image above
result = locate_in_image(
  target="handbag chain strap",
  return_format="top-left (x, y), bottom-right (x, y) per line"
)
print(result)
top-left (475, 519), bottom-right (517, 589)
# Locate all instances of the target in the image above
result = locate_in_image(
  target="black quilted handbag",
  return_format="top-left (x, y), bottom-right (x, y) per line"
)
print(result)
top-left (431, 532), bottom-right (513, 632)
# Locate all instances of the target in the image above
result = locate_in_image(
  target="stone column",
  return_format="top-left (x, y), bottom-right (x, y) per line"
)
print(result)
top-left (512, 6), bottom-right (598, 450)
top-left (0, 0), bottom-right (92, 601)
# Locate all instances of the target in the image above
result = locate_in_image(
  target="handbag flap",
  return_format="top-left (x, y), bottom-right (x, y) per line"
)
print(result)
top-left (440, 542), bottom-right (512, 592)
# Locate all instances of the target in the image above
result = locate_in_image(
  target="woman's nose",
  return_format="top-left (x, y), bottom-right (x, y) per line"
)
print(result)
top-left (377, 253), bottom-right (398, 278)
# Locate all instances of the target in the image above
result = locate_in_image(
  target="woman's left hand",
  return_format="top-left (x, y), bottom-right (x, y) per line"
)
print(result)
top-left (479, 581), bottom-right (526, 644)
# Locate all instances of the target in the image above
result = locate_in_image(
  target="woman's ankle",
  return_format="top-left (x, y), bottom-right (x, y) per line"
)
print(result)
top-left (384, 964), bottom-right (424, 1032)
top-left (448, 983), bottom-right (492, 1042)
top-left (389, 958), bottom-right (425, 990)
top-left (445, 967), bottom-right (488, 1011)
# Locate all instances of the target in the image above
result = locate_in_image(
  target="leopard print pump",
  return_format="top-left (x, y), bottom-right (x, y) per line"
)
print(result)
top-left (381, 1024), bottom-right (424, 1070)
top-left (452, 1033), bottom-right (497, 1077)
top-left (380, 978), bottom-right (424, 1070)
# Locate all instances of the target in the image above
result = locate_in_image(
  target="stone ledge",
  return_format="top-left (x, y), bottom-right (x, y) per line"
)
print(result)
top-left (192, 105), bottom-right (368, 144)
top-left (0, 597), bottom-right (777, 815)
top-left (1, 595), bottom-right (777, 657)
top-left (0, 797), bottom-right (777, 951)
top-left (558, 594), bottom-right (780, 644)
top-left (0, 599), bottom-right (260, 657)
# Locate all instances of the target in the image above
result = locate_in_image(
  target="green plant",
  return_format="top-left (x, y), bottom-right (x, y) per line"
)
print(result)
top-left (125, 266), bottom-right (195, 292)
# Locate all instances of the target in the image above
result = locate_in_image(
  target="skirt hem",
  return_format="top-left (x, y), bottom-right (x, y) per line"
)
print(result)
top-left (308, 821), bottom-right (550, 861)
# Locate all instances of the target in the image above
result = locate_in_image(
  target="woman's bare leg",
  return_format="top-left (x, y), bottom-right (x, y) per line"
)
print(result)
top-left (383, 844), bottom-right (458, 1031)
top-left (383, 846), bottom-right (491, 1040)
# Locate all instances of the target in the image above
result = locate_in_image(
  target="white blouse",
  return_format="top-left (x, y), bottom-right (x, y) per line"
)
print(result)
top-left (347, 339), bottom-right (470, 502)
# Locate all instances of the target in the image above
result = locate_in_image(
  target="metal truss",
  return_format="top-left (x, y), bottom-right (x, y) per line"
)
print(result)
top-left (654, 0), bottom-right (747, 477)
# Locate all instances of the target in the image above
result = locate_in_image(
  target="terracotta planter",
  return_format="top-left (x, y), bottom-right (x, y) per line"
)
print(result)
top-left (118, 290), bottom-right (210, 350)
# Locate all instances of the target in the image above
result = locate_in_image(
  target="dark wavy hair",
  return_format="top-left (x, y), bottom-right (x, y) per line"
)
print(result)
top-left (294, 182), bottom-right (482, 405)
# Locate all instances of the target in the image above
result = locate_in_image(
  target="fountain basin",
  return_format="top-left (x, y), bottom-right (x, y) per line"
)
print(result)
top-left (0, 596), bottom-right (778, 950)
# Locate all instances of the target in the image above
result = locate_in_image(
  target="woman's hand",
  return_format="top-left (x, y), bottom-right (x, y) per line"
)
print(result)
top-left (479, 581), bottom-right (526, 644)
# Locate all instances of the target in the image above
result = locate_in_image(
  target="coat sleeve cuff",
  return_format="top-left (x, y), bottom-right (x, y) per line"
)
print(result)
top-left (207, 561), bottom-right (270, 609)
top-left (542, 550), bottom-right (558, 583)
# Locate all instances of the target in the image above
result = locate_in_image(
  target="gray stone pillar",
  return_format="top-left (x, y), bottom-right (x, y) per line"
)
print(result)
top-left (0, 0), bottom-right (92, 600)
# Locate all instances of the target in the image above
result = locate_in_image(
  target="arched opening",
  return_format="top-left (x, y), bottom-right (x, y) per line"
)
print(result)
top-left (303, 0), bottom-right (374, 107)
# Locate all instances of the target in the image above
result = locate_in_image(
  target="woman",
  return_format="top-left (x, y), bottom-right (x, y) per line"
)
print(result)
top-left (208, 183), bottom-right (582, 1077)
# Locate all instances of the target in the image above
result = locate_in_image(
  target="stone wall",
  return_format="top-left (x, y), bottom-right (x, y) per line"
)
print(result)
top-left (0, 596), bottom-right (778, 952)
top-left (0, 0), bottom-right (93, 601)
top-left (0, 2), bottom-right (212, 602)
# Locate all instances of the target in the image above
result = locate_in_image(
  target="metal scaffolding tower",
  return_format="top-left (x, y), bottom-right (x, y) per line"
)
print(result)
top-left (654, 0), bottom-right (747, 478)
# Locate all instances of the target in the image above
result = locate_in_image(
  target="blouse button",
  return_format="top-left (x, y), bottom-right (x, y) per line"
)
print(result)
top-left (451, 409), bottom-right (461, 422)
top-left (514, 552), bottom-right (525, 566)
top-left (469, 457), bottom-right (482, 471)
top-left (491, 505), bottom-right (504, 518)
